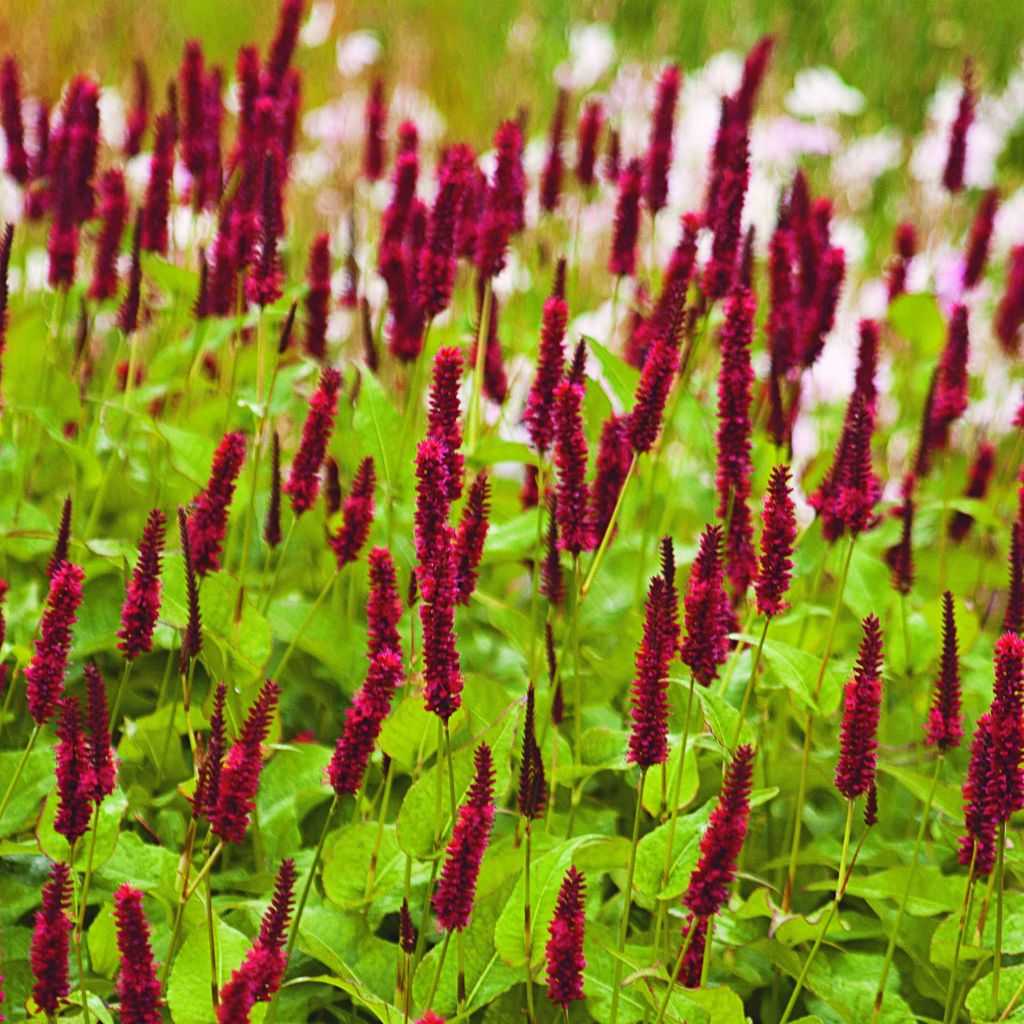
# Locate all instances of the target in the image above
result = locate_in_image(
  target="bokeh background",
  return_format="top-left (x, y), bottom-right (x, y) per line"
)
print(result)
top-left (3, 0), bottom-right (1024, 144)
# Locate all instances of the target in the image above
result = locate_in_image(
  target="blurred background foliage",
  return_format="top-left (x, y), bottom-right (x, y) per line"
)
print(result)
top-left (1, 0), bottom-right (1023, 145)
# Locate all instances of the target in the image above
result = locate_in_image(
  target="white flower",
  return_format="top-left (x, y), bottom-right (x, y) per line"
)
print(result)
top-left (336, 31), bottom-right (381, 78)
top-left (300, 0), bottom-right (334, 48)
top-left (786, 67), bottom-right (865, 119)
top-left (98, 87), bottom-right (126, 151)
top-left (831, 130), bottom-right (902, 207)
top-left (560, 23), bottom-right (615, 91)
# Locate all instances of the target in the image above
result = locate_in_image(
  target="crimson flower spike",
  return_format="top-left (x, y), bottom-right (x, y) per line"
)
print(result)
top-left (734, 35), bottom-right (774, 123)
top-left (124, 59), bottom-right (150, 156)
top-left (420, 147), bottom-right (470, 318)
top-left (680, 524), bottom-right (732, 687)
top-left (88, 169), bottom-right (128, 301)
top-left (541, 495), bottom-right (564, 606)
top-left (925, 591), bottom-right (963, 750)
top-left (264, 431), bottom-right (282, 549)
top-left (715, 285), bottom-right (756, 595)
top-left (367, 546), bottom-right (403, 661)
top-left (178, 506), bottom-right (202, 675)
top-left (854, 318), bottom-right (879, 414)
top-left (46, 149), bottom-right (78, 289)
top-left (518, 683), bottom-right (546, 820)
top-left (84, 663), bottom-right (117, 801)
top-left (329, 456), bottom-right (376, 569)
top-left (26, 560), bottom-right (85, 725)
top-left (117, 210), bottom-right (144, 335)
top-left (139, 105), bottom-right (175, 255)
top-left (0, 57), bottom-right (28, 182)
top-left (118, 508), bottom-right (167, 660)
top-left (703, 97), bottom-right (750, 300)
top-left (943, 59), bottom-right (975, 194)
top-left (420, 542), bottom-right (462, 723)
top-left (545, 866), bottom-right (586, 1010)
top-left (433, 743), bottom-right (495, 931)
top-left (524, 259), bottom-right (568, 454)
top-left (950, 441), bottom-right (995, 542)
top-left (113, 885), bottom-right (162, 1024)
top-left (928, 304), bottom-right (970, 451)
top-left (179, 40), bottom-right (207, 192)
top-left (885, 222), bottom-right (916, 303)
top-left (188, 431), bottom-right (246, 575)
top-left (246, 153), bottom-right (284, 307)
top-left (46, 495), bottom-right (72, 579)
top-left (627, 573), bottom-right (675, 768)
top-left (996, 245), bottom-right (1024, 355)
top-left (609, 157), bottom-right (643, 277)
top-left (628, 276), bottom-right (684, 455)
top-left (684, 743), bottom-right (754, 917)
top-left (416, 1014), bottom-right (445, 1024)
top-left (645, 63), bottom-right (681, 215)
top-left (31, 861), bottom-right (72, 1016)
top-left (284, 367), bottom-right (342, 515)
top-left (216, 970), bottom-right (256, 1024)
top-left (426, 346), bottom-right (465, 501)
top-left (963, 188), bottom-right (998, 291)
top-left (885, 473), bottom-right (916, 596)
top-left (363, 78), bottom-right (387, 182)
top-left (1004, 523), bottom-right (1024, 636)
top-left (676, 914), bottom-right (708, 988)
top-left (474, 119), bottom-right (521, 280)
top-left (0, 220), bottom-right (11, 386)
top-left (755, 465), bottom-right (797, 618)
top-left (328, 647), bottom-right (403, 796)
top-left (192, 682), bottom-right (226, 821)
top-left (540, 87), bottom-right (568, 213)
top-left (575, 99), bottom-right (604, 188)
top-left (959, 713), bottom-right (997, 875)
top-left (455, 472), bottom-right (490, 606)
top-left (553, 365), bottom-right (596, 555)
top-left (208, 679), bottom-right (280, 844)
top-left (591, 414), bottom-right (632, 542)
top-left (304, 233), bottom-right (331, 361)
top-left (990, 631), bottom-right (1024, 821)
top-left (231, 857), bottom-right (297, 1003)
top-left (54, 695), bottom-right (95, 842)
top-left (605, 127), bottom-right (621, 183)
top-left (835, 615), bottom-right (884, 800)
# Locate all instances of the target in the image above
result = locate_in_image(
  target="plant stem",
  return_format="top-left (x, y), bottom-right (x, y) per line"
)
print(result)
top-left (205, 868), bottom-right (219, 1009)
top-left (265, 793), bottom-right (339, 1024)
top-left (872, 755), bottom-right (943, 1021)
top-left (424, 930), bottom-right (452, 1013)
top-left (581, 453), bottom-right (638, 597)
top-left (779, 799), bottom-right (855, 1024)
top-left (161, 819), bottom-right (198, 985)
top-left (467, 277), bottom-right (492, 452)
top-left (260, 514), bottom-right (298, 614)
top-left (654, 915), bottom-right (699, 1024)
top-left (566, 556), bottom-right (583, 837)
top-left (107, 659), bottom-right (134, 733)
top-left (273, 570), bottom-right (337, 679)
top-left (523, 820), bottom-right (535, 1023)
top-left (730, 617), bottom-right (770, 752)
top-left (783, 534), bottom-right (855, 911)
top-left (942, 848), bottom-right (977, 1024)
top-left (364, 758), bottom-right (395, 899)
top-left (994, 820), bottom-right (1007, 1018)
top-left (610, 770), bottom-right (646, 1024)
top-left (0, 722), bottom-right (40, 823)
top-left (653, 676), bottom-right (696, 956)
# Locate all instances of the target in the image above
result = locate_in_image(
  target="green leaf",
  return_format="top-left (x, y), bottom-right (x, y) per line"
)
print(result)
top-left (641, 741), bottom-right (698, 816)
top-left (877, 762), bottom-right (962, 820)
top-left (0, 741), bottom-right (55, 838)
top-left (167, 917), bottom-right (259, 1024)
top-left (37, 789), bottom-right (128, 869)
top-left (695, 689), bottom-right (753, 751)
top-left (493, 835), bottom-right (602, 968)
top-left (87, 903), bottom-right (119, 979)
top-left (256, 742), bottom-right (332, 859)
top-left (586, 337), bottom-right (640, 409)
top-left (353, 371), bottom-right (404, 492)
top-left (888, 292), bottom-right (946, 357)
top-left (965, 963), bottom-right (1024, 1021)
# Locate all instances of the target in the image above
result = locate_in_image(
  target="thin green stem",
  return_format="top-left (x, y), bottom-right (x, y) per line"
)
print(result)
top-left (425, 931), bottom-right (453, 1013)
top-left (69, 837), bottom-right (91, 1024)
top-left (184, 840), bottom-right (226, 900)
top-left (108, 659), bottom-right (134, 734)
top-left (161, 819), bottom-right (198, 986)
top-left (730, 617), bottom-right (770, 752)
top-left (654, 915), bottom-right (699, 1024)
top-left (0, 723), bottom-right (41, 823)
top-left (942, 849), bottom-right (977, 1024)
top-left (994, 820), bottom-right (1007, 1018)
top-left (524, 821), bottom-right (535, 1023)
top-left (581, 453), bottom-right (638, 597)
top-left (610, 770), bottom-right (646, 1024)
top-left (265, 793), bottom-right (339, 1024)
top-left (467, 278), bottom-right (492, 451)
top-left (566, 556), bottom-right (583, 837)
top-left (872, 755), bottom-right (943, 1021)
top-left (364, 758), bottom-right (395, 899)
top-left (784, 535), bottom-right (855, 911)
top-left (260, 514), bottom-right (298, 614)
top-left (273, 570), bottom-right (337, 679)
